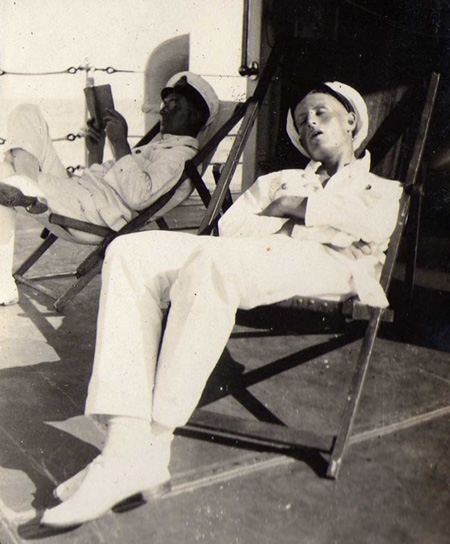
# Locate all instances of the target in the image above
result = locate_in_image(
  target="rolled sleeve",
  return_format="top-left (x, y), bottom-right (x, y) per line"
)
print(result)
top-left (103, 146), bottom-right (195, 211)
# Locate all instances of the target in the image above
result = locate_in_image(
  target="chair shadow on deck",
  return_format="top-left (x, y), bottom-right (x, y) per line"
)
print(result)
top-left (184, 277), bottom-right (450, 478)
top-left (182, 314), bottom-right (366, 479)
top-left (4, 276), bottom-right (448, 517)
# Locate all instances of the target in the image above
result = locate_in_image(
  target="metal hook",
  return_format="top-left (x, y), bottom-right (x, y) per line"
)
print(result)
top-left (238, 61), bottom-right (260, 78)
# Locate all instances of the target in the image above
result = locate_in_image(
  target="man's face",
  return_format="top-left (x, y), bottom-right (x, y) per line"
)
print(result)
top-left (293, 93), bottom-right (356, 162)
top-left (160, 92), bottom-right (197, 136)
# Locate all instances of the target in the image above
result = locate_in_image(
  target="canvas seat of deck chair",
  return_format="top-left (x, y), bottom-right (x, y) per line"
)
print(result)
top-left (12, 98), bottom-right (247, 312)
top-left (182, 38), bottom-right (441, 479)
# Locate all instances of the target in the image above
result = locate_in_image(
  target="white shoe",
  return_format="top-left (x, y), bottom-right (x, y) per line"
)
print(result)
top-left (0, 278), bottom-right (18, 306)
top-left (53, 464), bottom-right (91, 502)
top-left (0, 181), bottom-right (48, 213)
top-left (41, 455), bottom-right (170, 528)
top-left (53, 431), bottom-right (173, 503)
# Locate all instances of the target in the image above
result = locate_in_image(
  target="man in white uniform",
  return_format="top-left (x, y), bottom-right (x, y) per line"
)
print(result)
top-left (0, 72), bottom-right (219, 305)
top-left (41, 81), bottom-right (402, 528)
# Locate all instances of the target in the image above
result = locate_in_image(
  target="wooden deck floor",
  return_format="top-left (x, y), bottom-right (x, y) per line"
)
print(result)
top-left (1, 213), bottom-right (449, 544)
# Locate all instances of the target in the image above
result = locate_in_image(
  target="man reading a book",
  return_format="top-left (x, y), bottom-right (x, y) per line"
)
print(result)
top-left (0, 72), bottom-right (219, 305)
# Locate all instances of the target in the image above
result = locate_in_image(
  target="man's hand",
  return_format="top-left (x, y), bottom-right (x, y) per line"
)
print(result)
top-left (104, 109), bottom-right (132, 160)
top-left (336, 240), bottom-right (374, 260)
top-left (85, 118), bottom-right (106, 165)
top-left (259, 196), bottom-right (307, 222)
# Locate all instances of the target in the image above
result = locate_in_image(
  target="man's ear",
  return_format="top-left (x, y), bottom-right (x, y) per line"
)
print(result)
top-left (189, 108), bottom-right (203, 125)
top-left (347, 112), bottom-right (357, 132)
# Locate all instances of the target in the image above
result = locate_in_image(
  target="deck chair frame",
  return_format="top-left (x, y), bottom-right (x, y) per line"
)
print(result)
top-left (14, 42), bottom-right (284, 312)
top-left (13, 99), bottom-right (248, 311)
top-left (184, 40), bottom-right (440, 479)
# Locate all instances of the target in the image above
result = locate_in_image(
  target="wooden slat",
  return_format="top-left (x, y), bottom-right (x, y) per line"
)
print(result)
top-left (197, 40), bottom-right (284, 235)
top-left (13, 233), bottom-right (58, 277)
top-left (49, 214), bottom-right (115, 237)
top-left (13, 275), bottom-right (58, 300)
top-left (186, 410), bottom-right (335, 452)
top-left (17, 272), bottom-right (76, 281)
top-left (327, 308), bottom-right (384, 478)
top-left (54, 261), bottom-right (103, 311)
top-left (327, 73), bottom-right (441, 479)
top-left (380, 73), bottom-right (441, 297)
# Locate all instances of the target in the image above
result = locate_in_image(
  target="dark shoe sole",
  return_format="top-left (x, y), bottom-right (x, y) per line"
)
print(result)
top-left (113, 481), bottom-right (171, 513)
top-left (0, 182), bottom-right (36, 208)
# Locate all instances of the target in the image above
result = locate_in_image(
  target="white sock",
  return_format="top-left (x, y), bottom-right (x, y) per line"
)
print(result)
top-left (102, 415), bottom-right (154, 461)
top-left (42, 416), bottom-right (174, 528)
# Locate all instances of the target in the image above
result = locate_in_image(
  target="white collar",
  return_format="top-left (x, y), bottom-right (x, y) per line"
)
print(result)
top-left (305, 150), bottom-right (371, 177)
top-left (159, 133), bottom-right (199, 149)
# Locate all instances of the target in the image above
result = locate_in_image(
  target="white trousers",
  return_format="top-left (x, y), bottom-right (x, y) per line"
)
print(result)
top-left (86, 230), bottom-right (356, 428)
top-left (1, 104), bottom-right (104, 246)
top-left (0, 105), bottom-right (109, 292)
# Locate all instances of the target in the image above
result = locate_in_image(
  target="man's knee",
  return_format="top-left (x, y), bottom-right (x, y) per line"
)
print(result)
top-left (0, 160), bottom-right (16, 180)
top-left (104, 235), bottom-right (133, 264)
top-left (8, 103), bottom-right (44, 126)
top-left (6, 104), bottom-right (48, 165)
top-left (176, 245), bottom-right (242, 305)
top-left (104, 232), bottom-right (155, 269)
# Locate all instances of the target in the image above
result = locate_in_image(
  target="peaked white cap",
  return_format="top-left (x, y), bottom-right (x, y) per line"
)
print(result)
top-left (162, 71), bottom-right (220, 128)
top-left (286, 81), bottom-right (369, 158)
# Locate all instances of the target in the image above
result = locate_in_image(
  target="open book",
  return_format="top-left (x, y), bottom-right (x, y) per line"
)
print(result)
top-left (84, 84), bottom-right (115, 130)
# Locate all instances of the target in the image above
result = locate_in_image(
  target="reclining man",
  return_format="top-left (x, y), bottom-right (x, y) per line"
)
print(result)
top-left (0, 71), bottom-right (219, 305)
top-left (41, 81), bottom-right (402, 528)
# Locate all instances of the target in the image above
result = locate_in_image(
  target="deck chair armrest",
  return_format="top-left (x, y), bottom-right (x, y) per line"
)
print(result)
top-left (49, 214), bottom-right (115, 237)
top-left (273, 296), bottom-right (344, 314)
top-left (342, 299), bottom-right (395, 322)
top-left (272, 295), bottom-right (394, 322)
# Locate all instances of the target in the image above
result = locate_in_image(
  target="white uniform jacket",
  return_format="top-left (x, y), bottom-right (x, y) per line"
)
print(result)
top-left (75, 134), bottom-right (198, 230)
top-left (5, 104), bottom-right (199, 232)
top-left (219, 153), bottom-right (403, 307)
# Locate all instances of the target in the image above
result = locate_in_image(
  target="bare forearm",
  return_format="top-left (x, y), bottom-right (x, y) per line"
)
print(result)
top-left (111, 141), bottom-right (132, 161)
top-left (284, 200), bottom-right (307, 221)
top-left (87, 149), bottom-right (104, 167)
top-left (260, 196), bottom-right (307, 223)
top-left (104, 109), bottom-right (131, 161)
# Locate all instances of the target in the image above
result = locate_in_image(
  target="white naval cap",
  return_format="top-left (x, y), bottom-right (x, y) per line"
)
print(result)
top-left (286, 81), bottom-right (369, 158)
top-left (161, 71), bottom-right (220, 128)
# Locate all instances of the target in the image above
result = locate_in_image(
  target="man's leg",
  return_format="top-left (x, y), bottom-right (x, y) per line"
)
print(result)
top-left (153, 236), bottom-right (355, 428)
top-left (0, 105), bottom-right (68, 303)
top-left (85, 231), bottom-right (210, 418)
top-left (42, 235), bottom-right (354, 528)
top-left (0, 206), bottom-right (18, 305)
top-left (9, 148), bottom-right (40, 181)
top-left (5, 103), bottom-right (68, 180)
top-left (42, 231), bottom-right (208, 527)
top-left (2, 103), bottom-right (68, 210)
top-left (0, 159), bottom-right (19, 304)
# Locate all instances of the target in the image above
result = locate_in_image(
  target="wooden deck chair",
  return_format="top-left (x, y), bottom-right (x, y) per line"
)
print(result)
top-left (185, 40), bottom-right (440, 479)
top-left (13, 99), bottom-right (247, 312)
